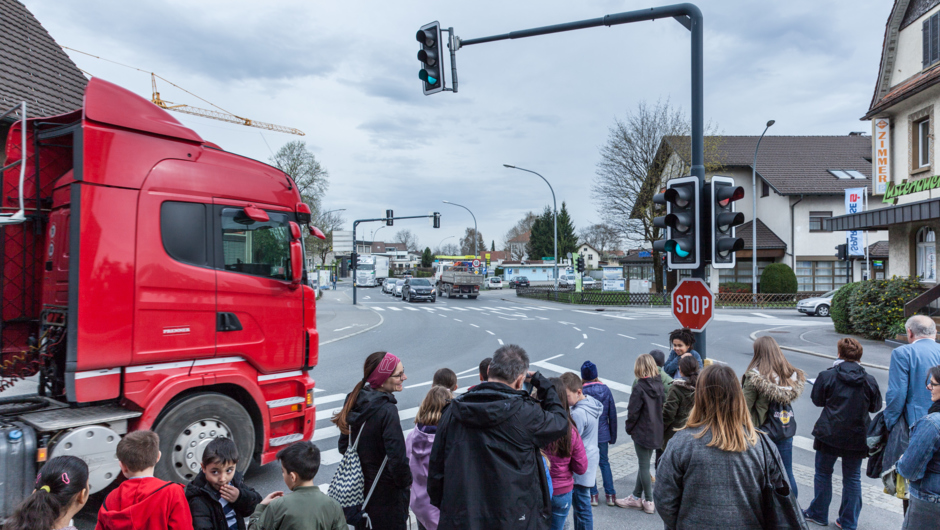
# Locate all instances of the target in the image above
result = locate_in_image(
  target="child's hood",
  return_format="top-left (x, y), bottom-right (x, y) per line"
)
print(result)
top-left (98, 477), bottom-right (186, 529)
top-left (406, 425), bottom-right (435, 457)
top-left (573, 395), bottom-right (603, 420)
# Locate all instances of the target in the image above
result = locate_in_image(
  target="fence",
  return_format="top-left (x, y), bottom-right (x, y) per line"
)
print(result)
top-left (515, 287), bottom-right (826, 309)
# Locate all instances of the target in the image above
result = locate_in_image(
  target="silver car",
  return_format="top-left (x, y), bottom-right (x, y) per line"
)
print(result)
top-left (394, 280), bottom-right (405, 297)
top-left (796, 289), bottom-right (838, 317)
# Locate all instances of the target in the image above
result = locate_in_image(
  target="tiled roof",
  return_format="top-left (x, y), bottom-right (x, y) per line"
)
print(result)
top-left (865, 64), bottom-right (940, 119)
top-left (664, 135), bottom-right (872, 196)
top-left (868, 240), bottom-right (890, 258)
top-left (507, 230), bottom-right (530, 244)
top-left (736, 219), bottom-right (787, 250)
top-left (0, 0), bottom-right (87, 120)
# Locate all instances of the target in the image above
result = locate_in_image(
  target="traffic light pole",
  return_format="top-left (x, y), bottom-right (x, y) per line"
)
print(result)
top-left (455, 3), bottom-right (706, 357)
top-left (352, 213), bottom-right (440, 305)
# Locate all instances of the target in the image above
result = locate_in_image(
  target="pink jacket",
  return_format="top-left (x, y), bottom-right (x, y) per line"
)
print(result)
top-left (546, 426), bottom-right (588, 495)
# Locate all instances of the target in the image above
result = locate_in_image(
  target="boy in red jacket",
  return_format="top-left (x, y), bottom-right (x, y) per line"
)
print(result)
top-left (96, 430), bottom-right (193, 530)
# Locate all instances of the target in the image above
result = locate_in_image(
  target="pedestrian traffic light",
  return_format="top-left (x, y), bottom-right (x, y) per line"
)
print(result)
top-left (835, 243), bottom-right (847, 261)
top-left (386, 209), bottom-right (394, 226)
top-left (417, 21), bottom-right (444, 95)
top-left (433, 212), bottom-right (441, 228)
top-left (652, 176), bottom-right (700, 269)
top-left (709, 176), bottom-right (746, 268)
top-left (576, 255), bottom-right (585, 274)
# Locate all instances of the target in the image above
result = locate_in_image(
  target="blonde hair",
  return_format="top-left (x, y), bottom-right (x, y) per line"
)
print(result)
top-left (415, 385), bottom-right (452, 426)
top-left (684, 364), bottom-right (757, 452)
top-left (748, 336), bottom-right (805, 384)
top-left (634, 354), bottom-right (659, 379)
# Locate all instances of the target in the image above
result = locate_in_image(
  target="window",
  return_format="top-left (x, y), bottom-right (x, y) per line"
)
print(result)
top-left (161, 201), bottom-right (209, 267)
top-left (588, 254), bottom-right (594, 260)
top-left (761, 179), bottom-right (769, 197)
top-left (918, 118), bottom-right (932, 168)
top-left (717, 260), bottom-right (772, 286)
top-left (809, 211), bottom-right (832, 232)
top-left (796, 260), bottom-right (848, 292)
top-left (924, 12), bottom-right (940, 70)
top-left (221, 208), bottom-right (292, 280)
top-left (917, 227), bottom-right (937, 282)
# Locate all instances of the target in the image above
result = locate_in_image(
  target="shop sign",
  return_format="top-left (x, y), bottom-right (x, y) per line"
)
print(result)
top-left (873, 118), bottom-right (890, 195)
top-left (882, 176), bottom-right (940, 204)
top-left (845, 188), bottom-right (866, 256)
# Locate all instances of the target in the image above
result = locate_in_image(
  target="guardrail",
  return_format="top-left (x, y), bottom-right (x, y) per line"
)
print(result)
top-left (515, 287), bottom-right (826, 308)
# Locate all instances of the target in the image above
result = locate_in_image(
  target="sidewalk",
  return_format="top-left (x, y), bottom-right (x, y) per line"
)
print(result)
top-left (316, 287), bottom-right (384, 345)
top-left (751, 324), bottom-right (894, 371)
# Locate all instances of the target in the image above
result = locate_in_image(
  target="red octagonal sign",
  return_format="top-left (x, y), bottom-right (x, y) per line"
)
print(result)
top-left (672, 278), bottom-right (714, 332)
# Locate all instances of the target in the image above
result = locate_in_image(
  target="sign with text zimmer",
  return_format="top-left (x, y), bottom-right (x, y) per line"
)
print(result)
top-left (873, 118), bottom-right (890, 195)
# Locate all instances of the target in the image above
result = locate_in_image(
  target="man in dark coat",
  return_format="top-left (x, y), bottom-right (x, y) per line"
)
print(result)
top-left (428, 344), bottom-right (568, 530)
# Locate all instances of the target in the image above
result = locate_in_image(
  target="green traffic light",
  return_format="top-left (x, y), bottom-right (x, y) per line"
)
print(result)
top-left (419, 69), bottom-right (439, 85)
top-left (674, 244), bottom-right (690, 258)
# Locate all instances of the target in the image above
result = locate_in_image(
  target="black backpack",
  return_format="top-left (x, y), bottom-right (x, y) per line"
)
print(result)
top-left (761, 400), bottom-right (797, 442)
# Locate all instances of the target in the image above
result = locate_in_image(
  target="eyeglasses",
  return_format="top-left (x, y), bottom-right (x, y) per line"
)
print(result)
top-left (928, 380), bottom-right (939, 389)
top-left (389, 371), bottom-right (406, 381)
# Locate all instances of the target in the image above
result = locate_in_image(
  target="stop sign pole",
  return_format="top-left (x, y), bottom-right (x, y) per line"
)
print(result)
top-left (672, 278), bottom-right (714, 354)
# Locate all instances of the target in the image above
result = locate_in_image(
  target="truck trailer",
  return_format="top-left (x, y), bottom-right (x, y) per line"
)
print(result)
top-left (0, 78), bottom-right (319, 516)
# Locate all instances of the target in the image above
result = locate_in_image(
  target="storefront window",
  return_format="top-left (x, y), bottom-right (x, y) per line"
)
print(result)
top-left (917, 227), bottom-right (937, 282)
top-left (796, 260), bottom-right (848, 292)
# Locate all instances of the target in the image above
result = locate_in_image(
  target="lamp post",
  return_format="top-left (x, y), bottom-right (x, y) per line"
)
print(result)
top-left (503, 164), bottom-right (558, 286)
top-left (438, 235), bottom-right (455, 253)
top-left (752, 120), bottom-right (774, 297)
top-left (442, 201), bottom-right (478, 260)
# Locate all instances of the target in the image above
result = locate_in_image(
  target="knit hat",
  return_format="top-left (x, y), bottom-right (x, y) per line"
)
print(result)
top-left (581, 360), bottom-right (598, 381)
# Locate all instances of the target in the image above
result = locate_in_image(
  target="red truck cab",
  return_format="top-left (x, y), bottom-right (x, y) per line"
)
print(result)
top-left (0, 78), bottom-right (318, 496)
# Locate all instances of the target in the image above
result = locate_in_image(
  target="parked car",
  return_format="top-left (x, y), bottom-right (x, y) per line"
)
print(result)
top-left (796, 289), bottom-right (838, 317)
top-left (509, 276), bottom-right (530, 288)
top-left (403, 278), bottom-right (436, 303)
top-left (383, 279), bottom-right (398, 294)
top-left (582, 277), bottom-right (597, 289)
top-left (487, 277), bottom-right (503, 290)
top-left (394, 279), bottom-right (406, 297)
top-left (558, 274), bottom-right (574, 288)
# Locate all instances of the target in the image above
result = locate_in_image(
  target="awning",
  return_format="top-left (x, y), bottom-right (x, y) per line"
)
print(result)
top-left (826, 196), bottom-right (940, 231)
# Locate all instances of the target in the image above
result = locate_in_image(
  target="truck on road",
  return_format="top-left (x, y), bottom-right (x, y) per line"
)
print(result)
top-left (435, 262), bottom-right (484, 299)
top-left (0, 78), bottom-right (319, 516)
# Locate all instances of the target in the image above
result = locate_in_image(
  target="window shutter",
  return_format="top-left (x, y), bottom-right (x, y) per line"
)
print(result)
top-left (932, 14), bottom-right (940, 65)
top-left (926, 18), bottom-right (931, 69)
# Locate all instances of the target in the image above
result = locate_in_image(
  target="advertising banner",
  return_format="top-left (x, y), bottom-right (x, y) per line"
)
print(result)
top-left (845, 187), bottom-right (866, 256)
top-left (873, 118), bottom-right (890, 196)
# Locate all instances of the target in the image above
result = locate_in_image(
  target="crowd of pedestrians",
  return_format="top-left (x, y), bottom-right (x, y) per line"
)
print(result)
top-left (14, 316), bottom-right (940, 530)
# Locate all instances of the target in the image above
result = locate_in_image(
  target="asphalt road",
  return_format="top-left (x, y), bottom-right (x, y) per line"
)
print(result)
top-left (234, 283), bottom-right (904, 530)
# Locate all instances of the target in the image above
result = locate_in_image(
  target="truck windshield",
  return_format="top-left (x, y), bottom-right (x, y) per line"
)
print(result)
top-left (358, 264), bottom-right (375, 271)
top-left (221, 208), bottom-right (291, 280)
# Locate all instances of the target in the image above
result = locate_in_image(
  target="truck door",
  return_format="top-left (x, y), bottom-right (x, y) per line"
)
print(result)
top-left (214, 201), bottom-right (304, 373)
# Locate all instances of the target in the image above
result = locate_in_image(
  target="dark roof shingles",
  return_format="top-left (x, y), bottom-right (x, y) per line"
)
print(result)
top-left (737, 219), bottom-right (787, 250)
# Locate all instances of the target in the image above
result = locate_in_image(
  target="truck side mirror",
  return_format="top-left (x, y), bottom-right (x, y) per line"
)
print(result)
top-left (243, 205), bottom-right (269, 222)
top-left (308, 225), bottom-right (326, 240)
top-left (290, 241), bottom-right (302, 287)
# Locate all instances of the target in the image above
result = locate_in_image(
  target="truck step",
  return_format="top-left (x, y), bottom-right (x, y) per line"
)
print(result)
top-left (269, 433), bottom-right (304, 447)
top-left (266, 397), bottom-right (306, 408)
top-left (19, 403), bottom-right (141, 432)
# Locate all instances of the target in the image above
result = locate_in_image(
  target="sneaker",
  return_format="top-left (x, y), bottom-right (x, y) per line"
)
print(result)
top-left (614, 495), bottom-right (643, 509)
top-left (642, 500), bottom-right (655, 514)
top-left (834, 520), bottom-right (842, 529)
top-left (606, 494), bottom-right (616, 507)
top-left (802, 511), bottom-right (828, 526)
top-left (590, 494), bottom-right (599, 507)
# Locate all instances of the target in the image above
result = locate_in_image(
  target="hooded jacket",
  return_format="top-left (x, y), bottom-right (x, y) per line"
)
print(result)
top-left (546, 426), bottom-right (589, 495)
top-left (810, 361), bottom-right (882, 458)
top-left (95, 477), bottom-right (193, 530)
top-left (406, 424), bottom-right (439, 530)
top-left (337, 387), bottom-right (413, 530)
top-left (570, 395), bottom-right (602, 488)
top-left (185, 470), bottom-right (261, 530)
top-left (428, 372), bottom-right (568, 530)
top-left (742, 368), bottom-right (805, 429)
top-left (662, 377), bottom-right (695, 450)
top-left (581, 381), bottom-right (617, 444)
top-left (626, 377), bottom-right (665, 451)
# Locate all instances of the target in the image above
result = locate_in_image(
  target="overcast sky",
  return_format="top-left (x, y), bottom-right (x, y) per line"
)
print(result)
top-left (26, 0), bottom-right (892, 252)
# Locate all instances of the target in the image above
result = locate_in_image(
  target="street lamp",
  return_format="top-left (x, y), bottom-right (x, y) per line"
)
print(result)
top-left (442, 201), bottom-right (478, 260)
top-left (503, 164), bottom-right (558, 286)
top-left (752, 120), bottom-right (774, 296)
top-left (438, 235), bottom-right (455, 253)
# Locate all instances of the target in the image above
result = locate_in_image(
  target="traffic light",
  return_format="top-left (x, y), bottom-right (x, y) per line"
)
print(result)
top-left (386, 209), bottom-right (394, 226)
top-left (652, 176), bottom-right (700, 269)
top-left (835, 243), bottom-right (847, 261)
top-left (709, 176), bottom-right (746, 268)
top-left (576, 255), bottom-right (585, 274)
top-left (417, 22), bottom-right (444, 95)
top-left (433, 212), bottom-right (441, 228)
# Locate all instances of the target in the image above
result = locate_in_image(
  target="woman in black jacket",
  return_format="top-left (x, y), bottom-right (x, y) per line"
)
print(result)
top-left (334, 351), bottom-right (413, 530)
top-left (617, 353), bottom-right (664, 513)
top-left (803, 338), bottom-right (882, 529)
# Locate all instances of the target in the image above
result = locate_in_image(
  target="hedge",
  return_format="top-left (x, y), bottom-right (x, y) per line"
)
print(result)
top-left (849, 277), bottom-right (922, 340)
top-left (830, 282), bottom-right (859, 335)
top-left (760, 263), bottom-right (797, 294)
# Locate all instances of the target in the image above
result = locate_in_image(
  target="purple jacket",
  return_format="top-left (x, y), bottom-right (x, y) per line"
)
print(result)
top-left (406, 424), bottom-right (439, 530)
top-left (546, 426), bottom-right (588, 496)
top-left (582, 381), bottom-right (617, 444)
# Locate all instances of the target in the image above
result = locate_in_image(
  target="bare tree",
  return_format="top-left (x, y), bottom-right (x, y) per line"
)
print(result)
top-left (592, 99), bottom-right (722, 292)
top-left (504, 211), bottom-right (538, 260)
top-left (307, 209), bottom-right (345, 266)
top-left (270, 141), bottom-right (329, 211)
top-left (394, 229), bottom-right (420, 252)
top-left (578, 223), bottom-right (622, 258)
top-left (459, 227), bottom-right (486, 256)
top-left (435, 243), bottom-right (460, 256)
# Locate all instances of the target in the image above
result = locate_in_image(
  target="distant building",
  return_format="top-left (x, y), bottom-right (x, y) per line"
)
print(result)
top-left (506, 230), bottom-right (530, 260)
top-left (575, 243), bottom-right (602, 269)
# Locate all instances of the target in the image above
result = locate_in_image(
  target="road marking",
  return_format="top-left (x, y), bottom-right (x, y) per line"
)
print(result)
top-left (438, 308), bottom-right (452, 311)
top-left (498, 317), bottom-right (516, 321)
top-left (470, 324), bottom-right (479, 328)
top-left (532, 360), bottom-right (632, 394)
top-left (422, 307), bottom-right (435, 311)
top-left (752, 312), bottom-right (774, 319)
top-left (498, 339), bottom-right (504, 345)
top-left (652, 343), bottom-right (669, 349)
top-left (575, 342), bottom-right (584, 349)
top-left (404, 306), bottom-right (418, 311)
top-left (454, 319), bottom-right (463, 322)
top-left (469, 307), bottom-right (485, 311)
top-left (618, 334), bottom-right (636, 340)
top-left (316, 393), bottom-right (347, 406)
top-left (589, 327), bottom-right (605, 332)
top-left (364, 296), bottom-right (371, 300)
top-left (486, 330), bottom-right (495, 335)
top-left (316, 406), bottom-right (341, 421)
top-left (573, 327), bottom-right (582, 331)
top-left (333, 325), bottom-right (354, 332)
top-left (372, 307), bottom-right (385, 311)
top-left (582, 333), bottom-right (588, 339)
top-left (314, 407), bottom-right (420, 442)
top-left (559, 321), bottom-right (575, 325)
top-left (536, 316), bottom-right (549, 320)
top-left (452, 307), bottom-right (469, 311)
top-left (388, 307), bottom-right (402, 311)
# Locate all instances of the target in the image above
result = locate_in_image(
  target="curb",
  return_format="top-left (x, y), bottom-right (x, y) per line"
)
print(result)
top-left (749, 328), bottom-right (890, 371)
top-left (320, 292), bottom-right (385, 345)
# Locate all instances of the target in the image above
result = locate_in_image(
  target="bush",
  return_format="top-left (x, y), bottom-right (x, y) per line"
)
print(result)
top-left (760, 263), bottom-right (797, 294)
top-left (719, 282), bottom-right (752, 294)
top-left (830, 282), bottom-right (859, 334)
top-left (848, 277), bottom-right (922, 340)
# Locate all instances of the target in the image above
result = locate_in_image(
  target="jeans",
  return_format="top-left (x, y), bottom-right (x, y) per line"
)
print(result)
top-left (633, 443), bottom-right (654, 501)
top-left (902, 495), bottom-right (940, 529)
top-left (591, 442), bottom-right (615, 496)
top-left (775, 437), bottom-right (798, 499)
top-left (804, 451), bottom-right (863, 530)
top-left (550, 491), bottom-right (573, 530)
top-left (571, 485), bottom-right (593, 530)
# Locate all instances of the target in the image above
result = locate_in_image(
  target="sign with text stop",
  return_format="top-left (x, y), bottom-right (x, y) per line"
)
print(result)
top-left (672, 278), bottom-right (714, 332)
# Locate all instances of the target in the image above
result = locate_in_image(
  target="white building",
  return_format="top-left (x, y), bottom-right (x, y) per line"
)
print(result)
top-left (575, 243), bottom-right (602, 270)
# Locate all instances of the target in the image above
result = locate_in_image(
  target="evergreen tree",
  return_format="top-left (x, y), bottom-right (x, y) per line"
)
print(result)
top-left (557, 202), bottom-right (578, 257)
top-left (526, 206), bottom-right (555, 260)
top-left (421, 247), bottom-right (433, 268)
top-left (491, 240), bottom-right (496, 251)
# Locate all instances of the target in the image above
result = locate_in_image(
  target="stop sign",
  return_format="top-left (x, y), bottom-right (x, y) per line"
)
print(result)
top-left (672, 278), bottom-right (714, 332)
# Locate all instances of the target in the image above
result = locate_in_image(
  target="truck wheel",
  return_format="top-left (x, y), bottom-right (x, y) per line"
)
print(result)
top-left (154, 393), bottom-right (255, 484)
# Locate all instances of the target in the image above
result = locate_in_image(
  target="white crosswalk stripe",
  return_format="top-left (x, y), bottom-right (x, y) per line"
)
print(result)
top-left (388, 306), bottom-right (402, 311)
top-left (437, 307), bottom-right (452, 311)
top-left (452, 307), bottom-right (469, 311)
top-left (468, 307), bottom-right (485, 311)
top-left (372, 306), bottom-right (385, 311)
top-left (404, 306), bottom-right (419, 311)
